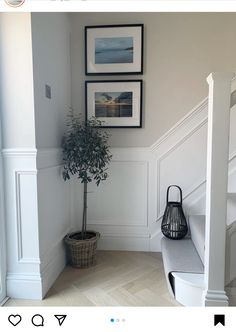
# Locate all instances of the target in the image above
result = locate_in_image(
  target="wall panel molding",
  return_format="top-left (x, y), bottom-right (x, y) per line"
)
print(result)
top-left (15, 170), bottom-right (40, 264)
top-left (2, 148), bottom-right (37, 158)
top-left (37, 148), bottom-right (72, 298)
top-left (150, 99), bottom-right (208, 156)
top-left (4, 149), bottom-right (41, 298)
top-left (88, 159), bottom-right (149, 229)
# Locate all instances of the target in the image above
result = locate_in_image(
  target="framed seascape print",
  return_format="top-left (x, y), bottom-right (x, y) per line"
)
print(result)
top-left (85, 24), bottom-right (144, 75)
top-left (85, 80), bottom-right (142, 128)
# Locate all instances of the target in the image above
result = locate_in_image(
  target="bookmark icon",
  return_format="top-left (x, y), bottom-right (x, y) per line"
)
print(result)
top-left (54, 315), bottom-right (67, 326)
top-left (214, 314), bottom-right (225, 326)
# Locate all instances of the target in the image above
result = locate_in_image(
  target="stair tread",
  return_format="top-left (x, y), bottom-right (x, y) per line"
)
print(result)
top-left (227, 192), bottom-right (236, 198)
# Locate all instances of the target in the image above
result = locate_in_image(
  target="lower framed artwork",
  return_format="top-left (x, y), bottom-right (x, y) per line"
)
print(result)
top-left (85, 80), bottom-right (143, 128)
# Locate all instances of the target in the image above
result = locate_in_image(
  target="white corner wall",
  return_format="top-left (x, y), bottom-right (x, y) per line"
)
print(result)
top-left (0, 13), bottom-right (41, 299)
top-left (0, 13), bottom-right (36, 149)
top-left (0, 22), bottom-right (7, 301)
top-left (31, 13), bottom-right (73, 298)
top-left (37, 150), bottom-right (71, 297)
top-left (0, 13), bottom-right (74, 300)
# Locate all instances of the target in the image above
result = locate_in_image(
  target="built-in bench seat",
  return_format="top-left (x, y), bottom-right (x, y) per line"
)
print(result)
top-left (161, 215), bottom-right (206, 306)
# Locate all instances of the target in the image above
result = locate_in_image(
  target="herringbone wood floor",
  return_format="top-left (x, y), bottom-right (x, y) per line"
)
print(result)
top-left (5, 251), bottom-right (180, 306)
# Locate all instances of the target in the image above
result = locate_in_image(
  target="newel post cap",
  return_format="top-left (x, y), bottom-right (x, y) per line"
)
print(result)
top-left (206, 72), bottom-right (235, 85)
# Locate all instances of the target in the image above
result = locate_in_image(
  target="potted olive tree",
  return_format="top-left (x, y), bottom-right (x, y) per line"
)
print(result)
top-left (62, 112), bottom-right (112, 268)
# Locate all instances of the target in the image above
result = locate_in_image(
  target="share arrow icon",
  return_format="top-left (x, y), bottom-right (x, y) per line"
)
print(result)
top-left (54, 315), bottom-right (67, 326)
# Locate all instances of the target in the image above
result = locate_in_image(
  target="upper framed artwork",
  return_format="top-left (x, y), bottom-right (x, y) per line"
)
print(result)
top-left (85, 24), bottom-right (144, 75)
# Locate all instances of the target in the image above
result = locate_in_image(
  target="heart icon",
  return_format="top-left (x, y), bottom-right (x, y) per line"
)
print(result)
top-left (8, 314), bottom-right (22, 326)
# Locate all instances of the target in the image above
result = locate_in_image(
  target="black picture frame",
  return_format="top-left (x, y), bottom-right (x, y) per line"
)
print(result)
top-left (85, 24), bottom-right (144, 75)
top-left (85, 80), bottom-right (143, 128)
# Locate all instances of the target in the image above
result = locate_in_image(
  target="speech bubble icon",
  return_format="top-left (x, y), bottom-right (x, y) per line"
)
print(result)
top-left (31, 314), bottom-right (44, 327)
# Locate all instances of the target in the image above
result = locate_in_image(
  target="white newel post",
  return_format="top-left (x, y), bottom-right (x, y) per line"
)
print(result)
top-left (203, 72), bottom-right (234, 306)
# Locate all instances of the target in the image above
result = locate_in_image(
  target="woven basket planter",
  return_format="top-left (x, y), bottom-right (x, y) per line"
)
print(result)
top-left (64, 231), bottom-right (100, 268)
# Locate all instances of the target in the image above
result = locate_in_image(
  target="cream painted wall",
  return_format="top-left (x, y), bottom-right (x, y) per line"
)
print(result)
top-left (0, 13), bottom-right (36, 149)
top-left (31, 13), bottom-right (71, 149)
top-left (70, 12), bottom-right (236, 147)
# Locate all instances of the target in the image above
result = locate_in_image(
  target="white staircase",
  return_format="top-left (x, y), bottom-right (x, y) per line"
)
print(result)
top-left (161, 72), bottom-right (236, 306)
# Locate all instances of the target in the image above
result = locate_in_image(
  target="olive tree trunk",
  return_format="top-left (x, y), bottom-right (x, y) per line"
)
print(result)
top-left (81, 182), bottom-right (87, 239)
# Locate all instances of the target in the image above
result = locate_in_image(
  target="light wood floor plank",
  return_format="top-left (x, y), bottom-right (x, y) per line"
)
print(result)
top-left (4, 251), bottom-right (180, 307)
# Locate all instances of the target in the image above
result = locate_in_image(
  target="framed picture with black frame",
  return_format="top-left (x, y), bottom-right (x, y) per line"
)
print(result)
top-left (85, 80), bottom-right (143, 128)
top-left (85, 24), bottom-right (144, 75)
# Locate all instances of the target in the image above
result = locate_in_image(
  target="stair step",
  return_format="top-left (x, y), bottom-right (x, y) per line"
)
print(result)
top-left (227, 193), bottom-right (236, 226)
top-left (189, 215), bottom-right (205, 264)
top-left (228, 192), bottom-right (236, 198)
top-left (171, 272), bottom-right (204, 306)
top-left (227, 192), bottom-right (236, 200)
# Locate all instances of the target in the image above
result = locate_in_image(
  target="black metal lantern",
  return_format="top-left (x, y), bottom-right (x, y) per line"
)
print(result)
top-left (161, 185), bottom-right (188, 240)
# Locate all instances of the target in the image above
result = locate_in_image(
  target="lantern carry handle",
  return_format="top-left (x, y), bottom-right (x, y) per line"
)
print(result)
top-left (166, 185), bottom-right (183, 204)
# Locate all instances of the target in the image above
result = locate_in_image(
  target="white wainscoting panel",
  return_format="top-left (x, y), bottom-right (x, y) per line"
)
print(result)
top-left (37, 166), bottom-right (71, 260)
top-left (87, 149), bottom-right (150, 251)
top-left (3, 148), bottom-right (72, 299)
top-left (88, 161), bottom-right (148, 227)
top-left (3, 149), bottom-right (42, 299)
top-left (158, 123), bottom-right (207, 217)
top-left (37, 148), bottom-right (72, 298)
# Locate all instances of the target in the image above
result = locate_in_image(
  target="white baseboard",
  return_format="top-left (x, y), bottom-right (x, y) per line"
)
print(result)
top-left (226, 277), bottom-right (236, 297)
top-left (98, 234), bottom-right (150, 251)
top-left (6, 239), bottom-right (67, 300)
top-left (7, 273), bottom-right (43, 300)
top-left (41, 240), bottom-right (67, 298)
top-left (150, 230), bottom-right (162, 252)
top-left (203, 290), bottom-right (229, 306)
top-left (226, 284), bottom-right (236, 306)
